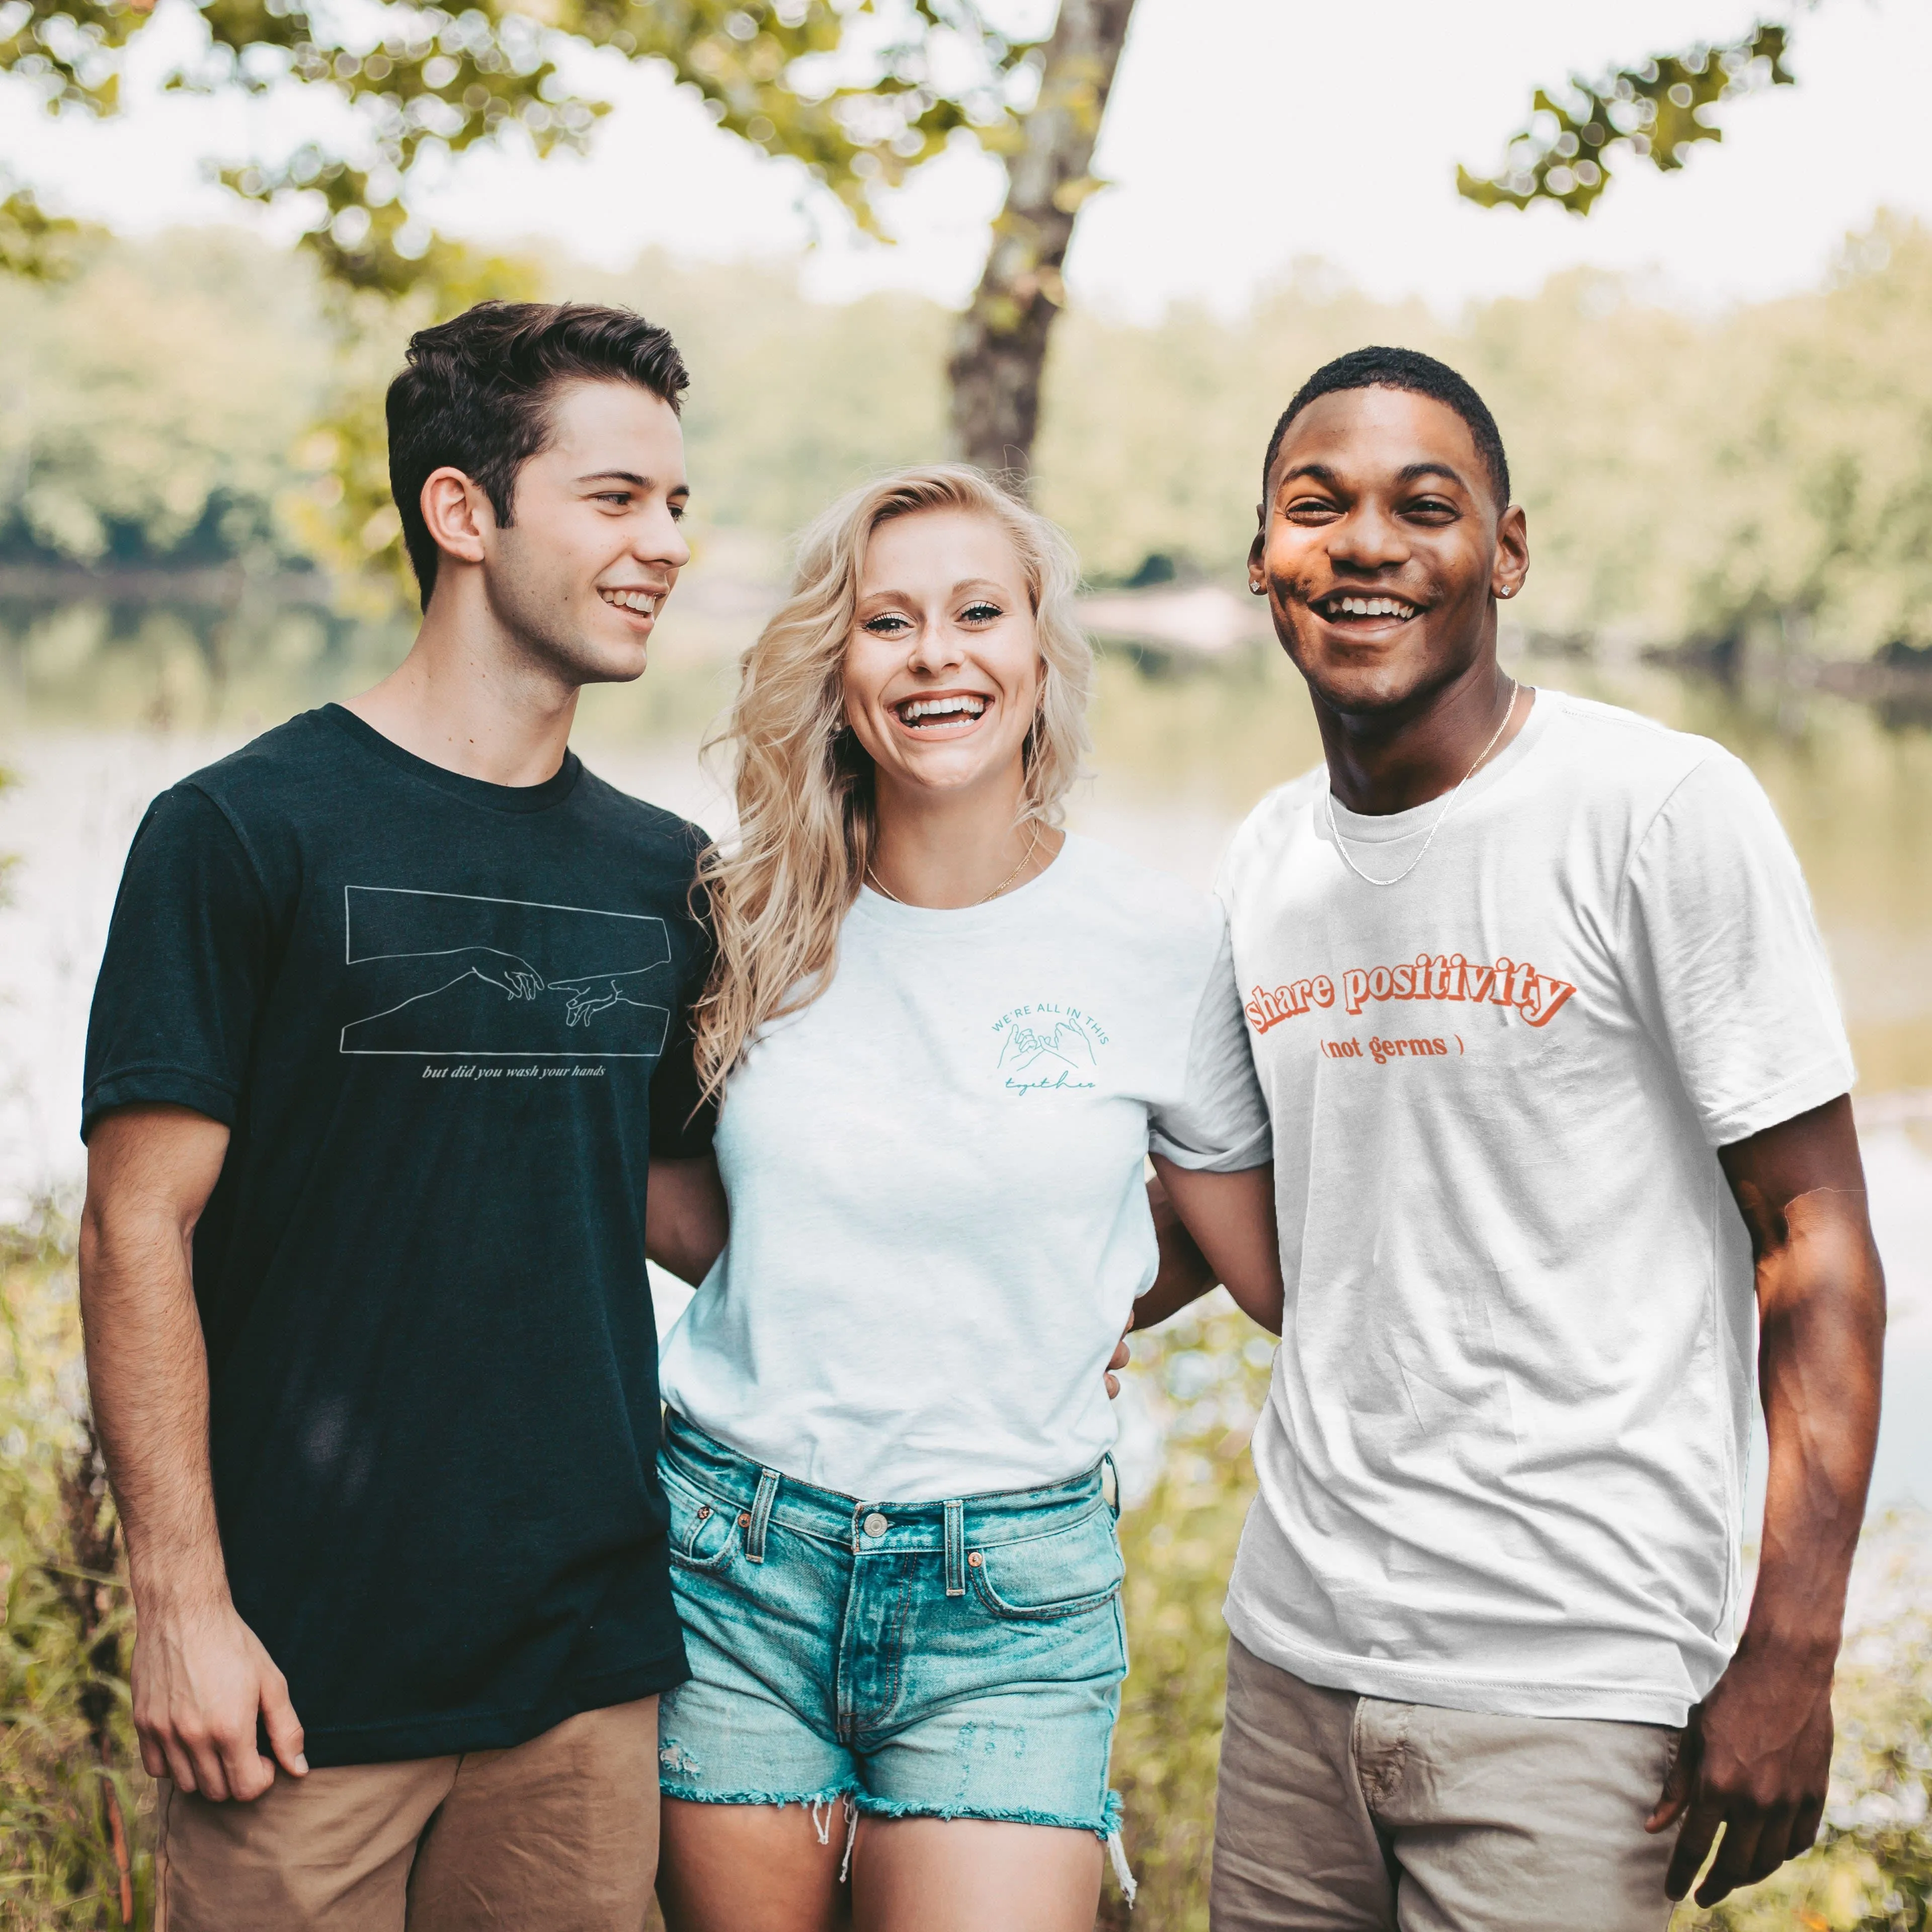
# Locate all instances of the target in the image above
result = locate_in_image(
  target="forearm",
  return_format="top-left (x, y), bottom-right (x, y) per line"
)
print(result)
top-left (1151, 1157), bottom-right (1284, 1334)
top-left (646, 1154), bottom-right (729, 1287)
top-left (1133, 1167), bottom-right (1220, 1332)
top-left (1744, 1199), bottom-right (1884, 1661)
top-left (80, 1203), bottom-right (227, 1610)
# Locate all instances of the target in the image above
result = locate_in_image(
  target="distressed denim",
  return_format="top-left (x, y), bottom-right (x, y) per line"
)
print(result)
top-left (656, 1410), bottom-right (1128, 1851)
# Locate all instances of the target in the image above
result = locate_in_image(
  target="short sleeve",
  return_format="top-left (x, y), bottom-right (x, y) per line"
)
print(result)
top-left (1150, 915), bottom-right (1272, 1171)
top-left (1620, 751), bottom-right (1855, 1148)
top-left (648, 879), bottom-right (717, 1160)
top-left (81, 785), bottom-right (275, 1142)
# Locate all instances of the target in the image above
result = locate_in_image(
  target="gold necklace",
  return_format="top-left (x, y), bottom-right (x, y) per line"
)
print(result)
top-left (866, 822), bottom-right (1043, 907)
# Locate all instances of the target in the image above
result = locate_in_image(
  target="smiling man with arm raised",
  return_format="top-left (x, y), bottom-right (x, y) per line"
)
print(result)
top-left (79, 301), bottom-right (716, 1930)
top-left (1206, 347), bottom-right (1884, 1928)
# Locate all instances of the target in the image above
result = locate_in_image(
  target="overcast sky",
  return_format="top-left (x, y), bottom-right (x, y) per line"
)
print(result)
top-left (5, 0), bottom-right (1925, 316)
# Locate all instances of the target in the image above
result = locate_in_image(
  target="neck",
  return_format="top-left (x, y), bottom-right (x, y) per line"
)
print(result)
top-left (867, 769), bottom-right (1060, 910)
top-left (344, 575), bottom-right (581, 788)
top-left (1316, 651), bottom-right (1527, 817)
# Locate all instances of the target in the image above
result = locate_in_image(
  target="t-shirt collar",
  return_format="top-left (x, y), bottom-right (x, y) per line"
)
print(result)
top-left (1324, 685), bottom-right (1552, 845)
top-left (849, 828), bottom-right (1083, 934)
top-left (320, 704), bottom-right (583, 816)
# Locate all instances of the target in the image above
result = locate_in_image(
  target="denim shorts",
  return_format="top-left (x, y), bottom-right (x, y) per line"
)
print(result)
top-left (656, 1411), bottom-right (1129, 1848)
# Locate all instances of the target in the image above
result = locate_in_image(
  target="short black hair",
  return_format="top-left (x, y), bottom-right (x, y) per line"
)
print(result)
top-left (387, 300), bottom-right (689, 609)
top-left (1261, 346), bottom-right (1510, 510)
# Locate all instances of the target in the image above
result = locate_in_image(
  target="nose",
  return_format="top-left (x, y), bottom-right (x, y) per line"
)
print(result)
top-left (638, 504), bottom-right (691, 574)
top-left (1327, 500), bottom-right (1410, 576)
top-left (907, 616), bottom-right (966, 676)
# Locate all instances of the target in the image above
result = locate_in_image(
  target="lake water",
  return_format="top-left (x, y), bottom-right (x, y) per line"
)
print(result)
top-left (2, 630), bottom-right (1927, 1513)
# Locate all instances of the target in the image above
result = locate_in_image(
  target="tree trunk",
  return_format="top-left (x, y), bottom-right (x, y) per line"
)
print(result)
top-left (947, 0), bottom-right (1138, 481)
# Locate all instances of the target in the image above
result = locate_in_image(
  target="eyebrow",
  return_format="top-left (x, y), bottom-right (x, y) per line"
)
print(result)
top-left (574, 470), bottom-right (690, 493)
top-left (1276, 460), bottom-right (1469, 492)
top-left (858, 579), bottom-right (1012, 603)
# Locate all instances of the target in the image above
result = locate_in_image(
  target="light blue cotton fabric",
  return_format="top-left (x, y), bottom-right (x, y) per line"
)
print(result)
top-left (656, 1410), bottom-right (1128, 1841)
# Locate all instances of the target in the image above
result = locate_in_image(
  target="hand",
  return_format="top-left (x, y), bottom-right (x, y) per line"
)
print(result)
top-left (132, 1595), bottom-right (307, 1802)
top-left (466, 948), bottom-right (546, 1001)
top-left (1105, 1315), bottom-right (1133, 1400)
top-left (1647, 1640), bottom-right (1834, 1905)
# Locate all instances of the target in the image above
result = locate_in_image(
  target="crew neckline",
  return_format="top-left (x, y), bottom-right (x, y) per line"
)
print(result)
top-left (850, 827), bottom-right (1081, 934)
top-left (1324, 686), bottom-right (1552, 845)
top-left (321, 704), bottom-right (583, 815)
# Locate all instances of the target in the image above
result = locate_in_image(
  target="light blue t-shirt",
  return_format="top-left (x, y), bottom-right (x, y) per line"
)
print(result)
top-left (658, 831), bottom-right (1270, 1502)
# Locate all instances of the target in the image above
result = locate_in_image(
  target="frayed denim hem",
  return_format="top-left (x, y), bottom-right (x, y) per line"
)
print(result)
top-left (660, 1778), bottom-right (859, 1811)
top-left (852, 1783), bottom-right (1126, 1846)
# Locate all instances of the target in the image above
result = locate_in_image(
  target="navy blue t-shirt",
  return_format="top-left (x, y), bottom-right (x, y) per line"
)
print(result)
top-left (83, 704), bottom-right (712, 1766)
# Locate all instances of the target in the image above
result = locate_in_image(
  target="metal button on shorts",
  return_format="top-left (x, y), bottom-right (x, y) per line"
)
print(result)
top-left (863, 1512), bottom-right (889, 1538)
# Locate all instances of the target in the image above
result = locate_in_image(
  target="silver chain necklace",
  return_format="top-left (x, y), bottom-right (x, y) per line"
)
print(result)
top-left (1325, 681), bottom-right (1520, 889)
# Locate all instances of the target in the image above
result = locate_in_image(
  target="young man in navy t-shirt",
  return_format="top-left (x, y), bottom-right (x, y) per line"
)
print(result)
top-left (80, 301), bottom-right (723, 1928)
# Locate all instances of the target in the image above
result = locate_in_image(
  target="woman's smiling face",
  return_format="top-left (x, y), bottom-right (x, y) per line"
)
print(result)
top-left (842, 507), bottom-right (1044, 803)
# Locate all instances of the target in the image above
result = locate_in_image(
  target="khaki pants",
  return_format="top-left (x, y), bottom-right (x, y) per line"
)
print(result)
top-left (1211, 1639), bottom-right (1679, 1931)
top-left (155, 1697), bottom-right (660, 1932)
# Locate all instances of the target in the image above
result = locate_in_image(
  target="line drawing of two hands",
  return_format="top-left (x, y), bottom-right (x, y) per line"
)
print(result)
top-left (463, 949), bottom-right (655, 1026)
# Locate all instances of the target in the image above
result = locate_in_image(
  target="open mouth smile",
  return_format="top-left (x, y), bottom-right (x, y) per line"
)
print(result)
top-left (1312, 593), bottom-right (1424, 625)
top-left (891, 692), bottom-right (990, 735)
top-left (599, 587), bottom-right (661, 620)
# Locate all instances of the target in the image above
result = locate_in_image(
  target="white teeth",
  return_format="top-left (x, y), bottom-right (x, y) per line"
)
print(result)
top-left (1327, 596), bottom-right (1416, 619)
top-left (601, 588), bottom-right (658, 615)
top-left (900, 696), bottom-right (987, 721)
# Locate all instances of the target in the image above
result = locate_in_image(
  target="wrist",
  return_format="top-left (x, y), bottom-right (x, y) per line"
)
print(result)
top-left (129, 1551), bottom-right (233, 1622)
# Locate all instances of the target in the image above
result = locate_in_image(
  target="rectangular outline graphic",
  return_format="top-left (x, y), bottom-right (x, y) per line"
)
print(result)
top-left (340, 884), bottom-right (671, 1059)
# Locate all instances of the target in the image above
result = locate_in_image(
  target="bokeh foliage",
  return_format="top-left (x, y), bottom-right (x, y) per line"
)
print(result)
top-left (1459, 21), bottom-right (1796, 218)
top-left (0, 0), bottom-right (1044, 294)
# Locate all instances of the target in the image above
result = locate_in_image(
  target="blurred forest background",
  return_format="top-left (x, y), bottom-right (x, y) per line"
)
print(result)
top-left (4, 211), bottom-right (1932, 674)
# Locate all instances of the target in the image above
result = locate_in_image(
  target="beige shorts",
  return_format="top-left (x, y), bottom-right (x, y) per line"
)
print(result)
top-left (154, 1696), bottom-right (660, 1932)
top-left (1211, 1639), bottom-right (1679, 1932)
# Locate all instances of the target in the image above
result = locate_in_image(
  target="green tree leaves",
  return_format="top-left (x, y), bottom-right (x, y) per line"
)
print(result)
top-left (1459, 22), bottom-right (1796, 217)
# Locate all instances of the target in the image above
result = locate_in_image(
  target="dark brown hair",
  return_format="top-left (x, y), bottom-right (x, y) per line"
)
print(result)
top-left (386, 300), bottom-right (689, 609)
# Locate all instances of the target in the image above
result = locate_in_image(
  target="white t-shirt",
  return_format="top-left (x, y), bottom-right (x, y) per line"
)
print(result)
top-left (1217, 689), bottom-right (1855, 1726)
top-left (659, 831), bottom-right (1270, 1503)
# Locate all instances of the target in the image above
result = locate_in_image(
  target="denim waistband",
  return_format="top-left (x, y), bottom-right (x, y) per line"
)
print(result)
top-left (662, 1410), bottom-right (1115, 1576)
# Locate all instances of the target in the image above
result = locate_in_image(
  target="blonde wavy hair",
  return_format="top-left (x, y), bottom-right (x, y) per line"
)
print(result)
top-left (693, 464), bottom-right (1094, 1104)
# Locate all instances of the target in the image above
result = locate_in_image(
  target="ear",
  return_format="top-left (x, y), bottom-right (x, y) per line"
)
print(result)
top-left (419, 466), bottom-right (495, 572)
top-left (1490, 503), bottom-right (1530, 603)
top-left (1247, 519), bottom-right (1267, 593)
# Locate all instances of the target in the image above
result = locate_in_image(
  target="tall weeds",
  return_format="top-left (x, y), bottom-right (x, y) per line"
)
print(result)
top-left (0, 1209), bottom-right (147, 1930)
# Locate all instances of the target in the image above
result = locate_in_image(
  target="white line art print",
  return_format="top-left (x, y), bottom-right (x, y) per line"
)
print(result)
top-left (340, 886), bottom-right (672, 1057)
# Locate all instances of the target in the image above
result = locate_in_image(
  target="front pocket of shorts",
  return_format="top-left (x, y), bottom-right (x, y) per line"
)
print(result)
top-left (661, 1465), bottom-right (741, 1571)
top-left (970, 1507), bottom-right (1123, 1621)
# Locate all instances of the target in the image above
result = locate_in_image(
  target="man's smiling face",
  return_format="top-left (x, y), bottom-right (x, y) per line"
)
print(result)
top-left (1250, 385), bottom-right (1527, 718)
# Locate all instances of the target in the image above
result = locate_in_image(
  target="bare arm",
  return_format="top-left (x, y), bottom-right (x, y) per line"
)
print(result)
top-left (1651, 1093), bottom-right (1885, 1905)
top-left (646, 1152), bottom-right (729, 1288)
top-left (1149, 1157), bottom-right (1284, 1335)
top-left (79, 1104), bottom-right (306, 1801)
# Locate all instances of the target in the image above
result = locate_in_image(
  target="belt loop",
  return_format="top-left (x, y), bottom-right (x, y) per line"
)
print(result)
top-left (745, 1467), bottom-right (780, 1564)
top-left (944, 1499), bottom-right (966, 1597)
top-left (1101, 1455), bottom-right (1120, 1519)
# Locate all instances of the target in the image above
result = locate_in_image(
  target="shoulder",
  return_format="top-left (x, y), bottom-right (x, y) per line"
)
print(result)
top-left (1057, 833), bottom-right (1228, 963)
top-left (1218, 764), bottom-right (1326, 894)
top-left (1533, 689), bottom-right (1732, 801)
top-left (572, 764), bottom-right (711, 864)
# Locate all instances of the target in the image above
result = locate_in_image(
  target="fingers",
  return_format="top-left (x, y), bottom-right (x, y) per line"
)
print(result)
top-left (260, 1664), bottom-right (309, 1780)
top-left (1646, 1720), bottom-right (1698, 1833)
top-left (1788, 1794), bottom-right (1825, 1862)
top-left (1104, 1373), bottom-right (1121, 1399)
top-left (1664, 1800), bottom-right (1724, 1901)
top-left (1695, 1812), bottom-right (1768, 1908)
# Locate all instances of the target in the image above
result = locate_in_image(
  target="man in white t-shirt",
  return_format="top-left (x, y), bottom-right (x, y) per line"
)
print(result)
top-left (1197, 346), bottom-right (1885, 1927)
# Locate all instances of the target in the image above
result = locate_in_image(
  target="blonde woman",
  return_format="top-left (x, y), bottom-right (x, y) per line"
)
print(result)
top-left (648, 467), bottom-right (1281, 1932)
